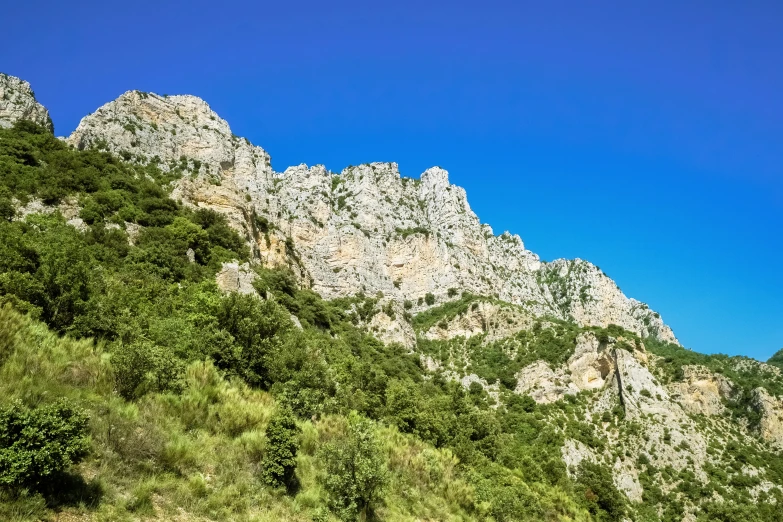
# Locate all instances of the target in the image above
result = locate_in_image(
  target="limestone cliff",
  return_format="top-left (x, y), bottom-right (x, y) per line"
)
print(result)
top-left (65, 88), bottom-right (676, 343)
top-left (0, 73), bottom-right (52, 132)
top-left (4, 72), bottom-right (783, 517)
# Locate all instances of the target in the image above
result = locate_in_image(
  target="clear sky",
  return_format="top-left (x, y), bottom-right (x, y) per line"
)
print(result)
top-left (3, 1), bottom-right (782, 360)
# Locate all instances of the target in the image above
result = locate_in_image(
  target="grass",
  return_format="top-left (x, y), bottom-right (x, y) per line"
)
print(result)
top-left (0, 305), bottom-right (488, 521)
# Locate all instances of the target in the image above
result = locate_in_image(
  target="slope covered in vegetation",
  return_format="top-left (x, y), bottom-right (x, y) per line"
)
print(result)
top-left (0, 121), bottom-right (598, 521)
top-left (0, 121), bottom-right (782, 522)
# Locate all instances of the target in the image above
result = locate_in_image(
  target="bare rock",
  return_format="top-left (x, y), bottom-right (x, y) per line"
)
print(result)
top-left (668, 365), bottom-right (733, 416)
top-left (515, 361), bottom-right (576, 403)
top-left (368, 299), bottom-right (416, 349)
top-left (216, 262), bottom-right (257, 295)
top-left (0, 73), bottom-right (52, 131)
top-left (66, 90), bottom-right (680, 345)
top-left (568, 332), bottom-right (616, 391)
top-left (422, 299), bottom-right (534, 342)
top-left (753, 387), bottom-right (783, 448)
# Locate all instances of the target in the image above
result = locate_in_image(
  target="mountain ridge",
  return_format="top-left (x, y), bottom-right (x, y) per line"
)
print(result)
top-left (62, 85), bottom-right (677, 345)
top-left (3, 72), bottom-right (783, 522)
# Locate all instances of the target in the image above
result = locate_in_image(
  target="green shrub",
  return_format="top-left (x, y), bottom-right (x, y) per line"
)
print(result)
top-left (575, 460), bottom-right (626, 521)
top-left (768, 348), bottom-right (783, 370)
top-left (424, 293), bottom-right (435, 306)
top-left (395, 226), bottom-right (429, 239)
top-left (261, 407), bottom-right (300, 490)
top-left (319, 412), bottom-right (388, 520)
top-left (0, 197), bottom-right (14, 221)
top-left (0, 400), bottom-right (89, 489)
top-left (111, 341), bottom-right (184, 400)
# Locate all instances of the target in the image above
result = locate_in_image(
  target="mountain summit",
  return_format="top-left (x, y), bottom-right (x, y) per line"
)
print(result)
top-left (0, 73), bottom-right (52, 132)
top-left (66, 87), bottom-right (676, 345)
top-left (1, 73), bottom-right (782, 522)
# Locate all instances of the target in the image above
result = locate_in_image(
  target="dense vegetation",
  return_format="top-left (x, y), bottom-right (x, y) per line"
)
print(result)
top-left (0, 121), bottom-right (598, 520)
top-left (644, 336), bottom-right (783, 412)
top-left (769, 348), bottom-right (783, 370)
top-left (0, 121), bottom-right (781, 521)
top-left (410, 284), bottom-right (783, 521)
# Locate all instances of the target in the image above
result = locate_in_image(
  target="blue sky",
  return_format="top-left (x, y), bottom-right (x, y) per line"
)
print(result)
top-left (3, 1), bottom-right (782, 360)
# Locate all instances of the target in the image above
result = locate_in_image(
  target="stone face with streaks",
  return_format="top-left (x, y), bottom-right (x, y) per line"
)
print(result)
top-left (65, 88), bottom-right (678, 344)
top-left (753, 387), bottom-right (783, 448)
top-left (0, 74), bottom-right (52, 132)
top-left (216, 262), bottom-right (258, 295)
top-left (667, 365), bottom-right (733, 416)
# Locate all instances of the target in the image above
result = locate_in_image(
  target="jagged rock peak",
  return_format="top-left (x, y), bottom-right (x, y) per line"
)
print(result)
top-left (64, 85), bottom-right (678, 344)
top-left (67, 89), bottom-right (272, 178)
top-left (0, 73), bottom-right (53, 132)
top-left (421, 166), bottom-right (449, 186)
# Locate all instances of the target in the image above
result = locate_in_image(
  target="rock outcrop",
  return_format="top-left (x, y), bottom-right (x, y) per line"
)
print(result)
top-left (568, 331), bottom-right (616, 391)
top-left (667, 365), bottom-right (733, 416)
top-left (515, 361), bottom-right (575, 403)
top-left (518, 333), bottom-right (715, 488)
top-left (5, 72), bottom-right (783, 517)
top-left (64, 88), bottom-right (678, 344)
top-left (368, 299), bottom-right (416, 348)
top-left (0, 73), bottom-right (52, 131)
top-left (216, 262), bottom-right (258, 295)
top-left (422, 299), bottom-right (534, 342)
top-left (753, 387), bottom-right (783, 448)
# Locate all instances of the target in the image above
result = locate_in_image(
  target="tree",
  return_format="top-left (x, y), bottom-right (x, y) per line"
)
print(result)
top-left (0, 197), bottom-right (14, 222)
top-left (320, 412), bottom-right (388, 521)
top-left (384, 378), bottom-right (419, 433)
top-left (111, 340), bottom-right (183, 400)
top-left (0, 400), bottom-right (89, 489)
top-left (261, 407), bottom-right (300, 490)
top-left (768, 348), bottom-right (783, 370)
top-left (575, 460), bottom-right (626, 521)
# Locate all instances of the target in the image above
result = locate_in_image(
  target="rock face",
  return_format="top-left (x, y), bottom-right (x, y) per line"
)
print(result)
top-left (368, 299), bottom-right (416, 348)
top-left (422, 299), bottom-right (534, 343)
top-left (64, 88), bottom-right (678, 344)
top-left (216, 262), bottom-right (258, 295)
top-left (667, 365), bottom-right (733, 416)
top-left (568, 332), bottom-right (616, 391)
top-left (0, 74), bottom-right (52, 131)
top-left (514, 332), bottom-right (629, 403)
top-left (753, 387), bottom-right (783, 448)
top-left (515, 361), bottom-right (575, 403)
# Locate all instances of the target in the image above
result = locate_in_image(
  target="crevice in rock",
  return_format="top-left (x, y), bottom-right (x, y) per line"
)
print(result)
top-left (613, 348), bottom-right (627, 413)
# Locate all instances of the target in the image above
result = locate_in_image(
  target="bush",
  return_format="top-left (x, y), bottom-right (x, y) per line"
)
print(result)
top-left (261, 407), bottom-right (300, 490)
top-left (575, 460), bottom-right (626, 521)
top-left (0, 197), bottom-right (14, 221)
top-left (112, 341), bottom-right (184, 400)
top-left (320, 412), bottom-right (388, 520)
top-left (0, 400), bottom-right (89, 489)
top-left (769, 348), bottom-right (783, 370)
top-left (424, 293), bottom-right (435, 306)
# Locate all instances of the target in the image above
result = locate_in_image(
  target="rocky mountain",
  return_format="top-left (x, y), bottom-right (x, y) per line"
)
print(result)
top-left (65, 87), bottom-right (677, 345)
top-left (0, 73), bottom-right (52, 132)
top-left (2, 73), bottom-right (783, 521)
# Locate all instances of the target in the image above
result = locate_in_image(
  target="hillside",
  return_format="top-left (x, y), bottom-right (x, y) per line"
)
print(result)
top-left (0, 73), bottom-right (782, 522)
top-left (65, 87), bottom-right (676, 345)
